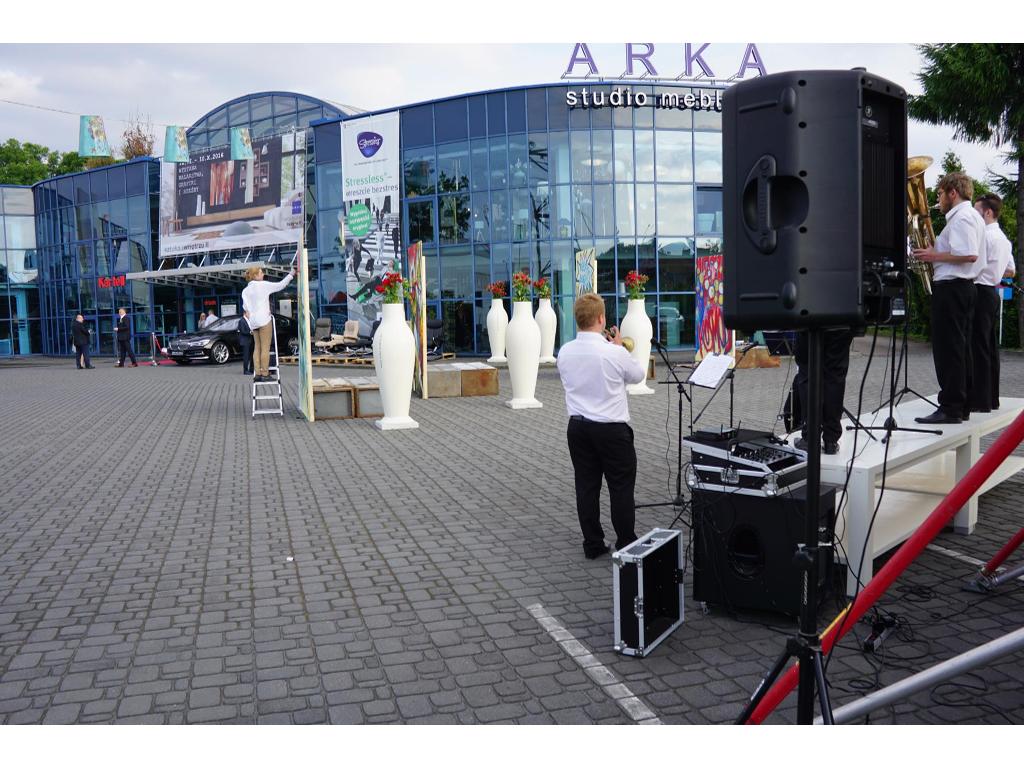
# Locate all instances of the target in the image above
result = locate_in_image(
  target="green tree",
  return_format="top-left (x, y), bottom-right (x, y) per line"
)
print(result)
top-left (908, 43), bottom-right (1024, 346)
top-left (0, 138), bottom-right (86, 185)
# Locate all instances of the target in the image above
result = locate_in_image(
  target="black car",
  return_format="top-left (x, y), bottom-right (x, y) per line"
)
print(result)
top-left (167, 314), bottom-right (296, 365)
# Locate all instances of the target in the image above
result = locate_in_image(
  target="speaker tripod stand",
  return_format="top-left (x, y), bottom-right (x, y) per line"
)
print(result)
top-left (737, 327), bottom-right (835, 725)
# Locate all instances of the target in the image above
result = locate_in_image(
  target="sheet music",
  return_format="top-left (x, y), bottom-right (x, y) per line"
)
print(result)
top-left (687, 353), bottom-right (733, 389)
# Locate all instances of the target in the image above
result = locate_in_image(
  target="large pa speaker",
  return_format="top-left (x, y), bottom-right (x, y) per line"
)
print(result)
top-left (722, 69), bottom-right (907, 330)
top-left (692, 485), bottom-right (836, 617)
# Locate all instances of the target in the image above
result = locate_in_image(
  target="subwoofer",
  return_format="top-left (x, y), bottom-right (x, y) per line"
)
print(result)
top-left (692, 485), bottom-right (836, 617)
top-left (722, 69), bottom-right (908, 330)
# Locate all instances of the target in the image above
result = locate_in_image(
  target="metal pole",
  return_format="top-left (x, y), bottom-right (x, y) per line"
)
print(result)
top-left (819, 627), bottom-right (1024, 724)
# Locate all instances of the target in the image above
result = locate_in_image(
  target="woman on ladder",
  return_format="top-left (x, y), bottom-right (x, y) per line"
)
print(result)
top-left (242, 264), bottom-right (297, 382)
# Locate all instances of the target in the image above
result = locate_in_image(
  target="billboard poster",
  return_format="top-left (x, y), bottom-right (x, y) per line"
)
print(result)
top-left (695, 252), bottom-right (735, 363)
top-left (407, 241), bottom-right (428, 398)
top-left (159, 132), bottom-right (306, 257)
top-left (340, 111), bottom-right (402, 336)
top-left (574, 248), bottom-right (597, 298)
top-left (296, 246), bottom-right (315, 422)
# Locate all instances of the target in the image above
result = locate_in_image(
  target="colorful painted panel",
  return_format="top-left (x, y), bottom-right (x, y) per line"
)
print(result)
top-left (695, 252), bottom-right (734, 362)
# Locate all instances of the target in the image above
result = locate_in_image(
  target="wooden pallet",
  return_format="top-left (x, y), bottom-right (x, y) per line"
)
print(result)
top-left (279, 355), bottom-right (375, 367)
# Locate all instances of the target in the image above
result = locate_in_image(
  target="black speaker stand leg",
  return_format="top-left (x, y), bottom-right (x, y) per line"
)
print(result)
top-left (842, 407), bottom-right (878, 442)
top-left (737, 328), bottom-right (834, 725)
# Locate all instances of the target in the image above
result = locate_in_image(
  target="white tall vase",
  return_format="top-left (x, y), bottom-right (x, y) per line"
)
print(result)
top-left (372, 303), bottom-right (419, 430)
top-left (504, 300), bottom-right (542, 409)
top-left (620, 297), bottom-right (654, 395)
top-left (486, 297), bottom-right (508, 363)
top-left (535, 297), bottom-right (557, 364)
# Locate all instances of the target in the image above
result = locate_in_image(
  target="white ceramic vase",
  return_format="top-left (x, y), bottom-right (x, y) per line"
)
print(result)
top-left (504, 300), bottom-right (542, 409)
top-left (486, 297), bottom-right (508, 363)
top-left (620, 297), bottom-right (654, 395)
top-left (372, 303), bottom-right (419, 430)
top-left (535, 297), bottom-right (557, 364)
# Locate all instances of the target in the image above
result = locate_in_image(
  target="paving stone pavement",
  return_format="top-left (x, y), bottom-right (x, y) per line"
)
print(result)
top-left (1, 337), bottom-right (1022, 725)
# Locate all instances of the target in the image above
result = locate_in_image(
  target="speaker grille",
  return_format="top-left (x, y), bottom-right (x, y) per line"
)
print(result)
top-left (863, 140), bottom-right (896, 249)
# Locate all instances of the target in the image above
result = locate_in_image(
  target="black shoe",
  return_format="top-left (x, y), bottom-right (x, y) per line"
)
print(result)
top-left (76, 366), bottom-right (83, 370)
top-left (116, 364), bottom-right (124, 367)
top-left (915, 409), bottom-right (961, 425)
top-left (823, 441), bottom-right (840, 455)
top-left (86, 366), bottom-right (95, 369)
top-left (584, 544), bottom-right (610, 560)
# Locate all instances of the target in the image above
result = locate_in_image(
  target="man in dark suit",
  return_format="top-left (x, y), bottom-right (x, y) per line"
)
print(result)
top-left (115, 307), bottom-right (138, 367)
top-left (72, 314), bottom-right (94, 369)
top-left (238, 311), bottom-right (254, 375)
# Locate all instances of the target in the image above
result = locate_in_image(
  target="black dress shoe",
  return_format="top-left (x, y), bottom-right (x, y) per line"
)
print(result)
top-left (915, 410), bottom-right (961, 425)
top-left (86, 366), bottom-right (95, 369)
top-left (824, 441), bottom-right (840, 455)
top-left (584, 544), bottom-right (610, 560)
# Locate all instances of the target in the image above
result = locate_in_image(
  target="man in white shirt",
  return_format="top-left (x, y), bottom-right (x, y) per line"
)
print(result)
top-left (913, 172), bottom-right (987, 425)
top-left (557, 293), bottom-right (647, 559)
top-left (202, 311), bottom-right (219, 328)
top-left (242, 264), bottom-right (296, 381)
top-left (972, 193), bottom-right (1016, 411)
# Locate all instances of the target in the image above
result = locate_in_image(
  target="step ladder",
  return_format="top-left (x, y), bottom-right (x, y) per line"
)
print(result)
top-left (252, 321), bottom-right (284, 417)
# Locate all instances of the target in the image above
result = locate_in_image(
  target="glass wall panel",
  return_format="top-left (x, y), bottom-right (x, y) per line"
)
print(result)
top-left (592, 185), bottom-right (615, 238)
top-left (693, 90), bottom-right (723, 130)
top-left (613, 130), bottom-right (634, 182)
top-left (439, 194), bottom-right (470, 245)
top-left (655, 131), bottom-right (693, 182)
top-left (508, 135), bottom-right (529, 188)
top-left (694, 133), bottom-right (723, 184)
top-left (127, 195), bottom-right (149, 234)
top-left (487, 92), bottom-right (506, 136)
top-left (656, 184), bottom-right (695, 236)
top-left (550, 185), bottom-right (572, 239)
top-left (506, 90), bottom-right (526, 133)
top-left (616, 239), bottom-right (636, 285)
top-left (4, 216), bottom-right (35, 249)
top-left (469, 95), bottom-right (487, 138)
top-left (527, 88), bottom-right (547, 131)
top-left (404, 148), bottom-right (436, 197)
top-left (615, 184), bottom-right (635, 238)
top-left (548, 132), bottom-right (571, 185)
top-left (696, 188), bottom-right (723, 235)
top-left (473, 244), bottom-right (491, 295)
top-left (655, 87), bottom-right (694, 130)
top-left (592, 130), bottom-right (613, 183)
top-left (437, 142), bottom-right (470, 193)
top-left (510, 188), bottom-right (531, 242)
top-left (657, 237), bottom-right (695, 293)
top-left (441, 299), bottom-right (475, 352)
top-left (316, 162), bottom-right (343, 209)
top-left (471, 194), bottom-right (490, 244)
top-left (125, 164), bottom-right (146, 196)
top-left (551, 240), bottom-right (575, 299)
top-left (573, 186), bottom-right (593, 238)
top-left (530, 184), bottom-right (551, 240)
top-left (659, 294), bottom-right (695, 348)
top-left (636, 183), bottom-right (656, 238)
top-left (638, 237), bottom-right (657, 291)
top-left (547, 87), bottom-right (570, 130)
top-left (402, 104), bottom-right (434, 148)
top-left (434, 98), bottom-right (468, 143)
top-left (2, 187), bottom-right (34, 214)
top-left (490, 191), bottom-right (510, 242)
top-left (528, 133), bottom-right (548, 185)
top-left (595, 239), bottom-right (616, 295)
top-left (406, 199), bottom-right (436, 249)
top-left (488, 137), bottom-right (508, 189)
top-left (570, 131), bottom-right (591, 184)
top-left (439, 246), bottom-right (473, 298)
top-left (635, 131), bottom-right (655, 182)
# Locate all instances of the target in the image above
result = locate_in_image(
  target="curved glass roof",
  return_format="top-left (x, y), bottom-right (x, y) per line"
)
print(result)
top-left (186, 91), bottom-right (350, 149)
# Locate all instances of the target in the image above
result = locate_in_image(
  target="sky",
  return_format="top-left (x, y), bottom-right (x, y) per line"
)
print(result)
top-left (0, 42), bottom-right (1015, 188)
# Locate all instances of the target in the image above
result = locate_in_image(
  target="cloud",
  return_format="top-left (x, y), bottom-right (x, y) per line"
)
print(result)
top-left (0, 68), bottom-right (43, 101)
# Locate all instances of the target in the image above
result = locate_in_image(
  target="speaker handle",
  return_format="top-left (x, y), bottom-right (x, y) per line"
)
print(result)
top-left (744, 155), bottom-right (778, 254)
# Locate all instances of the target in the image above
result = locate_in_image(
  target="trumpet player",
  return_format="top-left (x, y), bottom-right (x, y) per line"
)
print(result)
top-left (971, 193), bottom-right (1016, 412)
top-left (557, 293), bottom-right (646, 560)
top-left (913, 172), bottom-right (988, 425)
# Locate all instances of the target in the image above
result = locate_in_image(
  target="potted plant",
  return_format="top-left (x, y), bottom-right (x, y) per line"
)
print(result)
top-left (485, 280), bottom-right (509, 364)
top-left (504, 271), bottom-right (542, 409)
top-left (534, 276), bottom-right (557, 364)
top-left (620, 270), bottom-right (654, 396)
top-left (372, 271), bottom-right (419, 429)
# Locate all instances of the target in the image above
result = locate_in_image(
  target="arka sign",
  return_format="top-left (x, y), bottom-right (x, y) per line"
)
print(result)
top-left (564, 42), bottom-right (767, 80)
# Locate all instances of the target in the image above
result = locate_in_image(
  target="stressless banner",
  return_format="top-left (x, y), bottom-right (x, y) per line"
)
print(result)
top-left (340, 112), bottom-right (402, 335)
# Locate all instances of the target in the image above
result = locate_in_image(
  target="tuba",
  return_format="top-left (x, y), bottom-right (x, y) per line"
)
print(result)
top-left (906, 155), bottom-right (936, 295)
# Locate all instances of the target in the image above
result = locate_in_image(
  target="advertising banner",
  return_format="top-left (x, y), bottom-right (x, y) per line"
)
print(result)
top-left (79, 115), bottom-right (111, 157)
top-left (164, 126), bottom-right (190, 163)
top-left (296, 244), bottom-right (315, 422)
top-left (695, 252), bottom-right (735, 363)
top-left (158, 131), bottom-right (306, 257)
top-left (407, 241), bottom-right (427, 398)
top-left (340, 111), bottom-right (402, 336)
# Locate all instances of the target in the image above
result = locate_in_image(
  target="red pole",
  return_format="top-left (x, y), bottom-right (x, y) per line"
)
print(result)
top-left (981, 527), bottom-right (1024, 577)
top-left (744, 410), bottom-right (1024, 724)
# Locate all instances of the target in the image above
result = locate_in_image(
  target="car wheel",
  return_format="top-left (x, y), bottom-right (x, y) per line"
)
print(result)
top-left (210, 341), bottom-right (230, 365)
top-left (174, 359), bottom-right (191, 365)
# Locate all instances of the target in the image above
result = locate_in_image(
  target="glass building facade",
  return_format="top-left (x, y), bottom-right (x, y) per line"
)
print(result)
top-left (0, 186), bottom-right (39, 356)
top-left (312, 83), bottom-right (724, 353)
top-left (16, 86), bottom-right (724, 357)
top-left (33, 159), bottom-right (161, 356)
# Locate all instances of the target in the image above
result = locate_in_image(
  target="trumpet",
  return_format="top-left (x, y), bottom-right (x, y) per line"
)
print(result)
top-left (603, 327), bottom-right (635, 351)
top-left (907, 155), bottom-right (936, 295)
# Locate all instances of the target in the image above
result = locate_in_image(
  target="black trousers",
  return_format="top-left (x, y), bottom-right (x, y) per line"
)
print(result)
top-left (566, 417), bottom-right (637, 553)
top-left (117, 338), bottom-right (137, 365)
top-left (794, 329), bottom-right (854, 444)
top-left (931, 279), bottom-right (975, 418)
top-left (239, 337), bottom-right (254, 374)
top-left (970, 284), bottom-right (1000, 411)
top-left (75, 344), bottom-right (91, 368)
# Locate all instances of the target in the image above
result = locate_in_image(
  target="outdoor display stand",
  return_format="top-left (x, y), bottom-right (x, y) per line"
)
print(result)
top-left (612, 529), bottom-right (685, 657)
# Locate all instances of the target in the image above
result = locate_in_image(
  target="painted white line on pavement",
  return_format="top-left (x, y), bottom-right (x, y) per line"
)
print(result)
top-left (926, 543), bottom-right (1024, 581)
top-left (525, 602), bottom-right (662, 724)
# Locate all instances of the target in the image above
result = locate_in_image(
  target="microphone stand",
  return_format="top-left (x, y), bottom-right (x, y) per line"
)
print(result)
top-left (635, 339), bottom-right (691, 515)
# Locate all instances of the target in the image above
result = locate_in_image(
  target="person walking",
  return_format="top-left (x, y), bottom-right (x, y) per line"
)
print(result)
top-left (242, 264), bottom-right (296, 382)
top-left (115, 307), bottom-right (138, 367)
top-left (198, 312), bottom-right (207, 330)
top-left (238, 310), bottom-right (254, 375)
top-left (71, 314), bottom-right (94, 369)
top-left (557, 293), bottom-right (646, 559)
